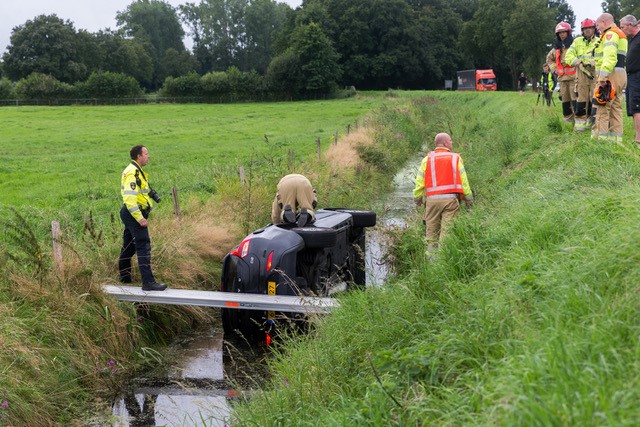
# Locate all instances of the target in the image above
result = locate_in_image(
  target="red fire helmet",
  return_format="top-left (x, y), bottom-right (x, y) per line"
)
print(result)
top-left (555, 22), bottom-right (572, 34)
top-left (581, 19), bottom-right (596, 29)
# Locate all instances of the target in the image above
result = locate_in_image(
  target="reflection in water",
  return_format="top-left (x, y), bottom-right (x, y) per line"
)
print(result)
top-left (111, 330), bottom-right (267, 427)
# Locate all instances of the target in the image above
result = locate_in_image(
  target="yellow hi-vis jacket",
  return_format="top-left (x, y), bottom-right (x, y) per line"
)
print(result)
top-left (413, 147), bottom-right (472, 202)
top-left (594, 25), bottom-right (627, 81)
top-left (121, 161), bottom-right (153, 222)
top-left (564, 35), bottom-right (599, 68)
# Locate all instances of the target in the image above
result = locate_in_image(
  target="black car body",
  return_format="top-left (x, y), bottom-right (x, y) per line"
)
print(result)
top-left (220, 208), bottom-right (376, 342)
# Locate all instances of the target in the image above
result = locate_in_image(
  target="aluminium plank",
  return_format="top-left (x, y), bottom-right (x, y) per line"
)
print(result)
top-left (102, 285), bottom-right (338, 314)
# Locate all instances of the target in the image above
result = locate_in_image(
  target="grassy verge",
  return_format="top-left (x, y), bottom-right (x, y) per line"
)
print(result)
top-left (0, 92), bottom-right (428, 425)
top-left (231, 92), bottom-right (640, 425)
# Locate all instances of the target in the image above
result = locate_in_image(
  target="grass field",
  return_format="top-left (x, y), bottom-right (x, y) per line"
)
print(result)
top-left (0, 96), bottom-right (385, 217)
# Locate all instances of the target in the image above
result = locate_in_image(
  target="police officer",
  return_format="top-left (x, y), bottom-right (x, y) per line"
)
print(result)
top-left (546, 22), bottom-right (577, 125)
top-left (271, 174), bottom-right (318, 227)
top-left (540, 63), bottom-right (557, 106)
top-left (564, 19), bottom-right (600, 131)
top-left (413, 133), bottom-right (473, 255)
top-left (593, 13), bottom-right (628, 143)
top-left (118, 145), bottom-right (166, 291)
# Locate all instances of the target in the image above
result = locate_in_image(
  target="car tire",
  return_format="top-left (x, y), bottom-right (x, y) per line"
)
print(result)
top-left (334, 209), bottom-right (377, 228)
top-left (292, 227), bottom-right (338, 248)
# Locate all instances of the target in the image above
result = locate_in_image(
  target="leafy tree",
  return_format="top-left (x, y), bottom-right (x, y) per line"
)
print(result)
top-left (296, 0), bottom-right (446, 89)
top-left (504, 0), bottom-right (556, 88)
top-left (244, 0), bottom-right (291, 72)
top-left (548, 0), bottom-right (576, 27)
top-left (201, 71), bottom-right (231, 96)
top-left (161, 48), bottom-right (199, 78)
top-left (95, 31), bottom-right (154, 86)
top-left (180, 0), bottom-right (249, 73)
top-left (265, 51), bottom-right (303, 98)
top-left (3, 15), bottom-right (91, 83)
top-left (290, 22), bottom-right (341, 94)
top-left (117, 0), bottom-right (188, 88)
top-left (601, 0), bottom-right (622, 18)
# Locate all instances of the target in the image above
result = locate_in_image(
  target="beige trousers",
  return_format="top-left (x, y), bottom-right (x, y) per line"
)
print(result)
top-left (592, 69), bottom-right (627, 141)
top-left (424, 196), bottom-right (460, 251)
top-left (271, 174), bottom-right (317, 224)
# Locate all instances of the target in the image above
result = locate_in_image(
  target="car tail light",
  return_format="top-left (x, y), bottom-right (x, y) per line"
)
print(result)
top-left (230, 238), bottom-right (251, 258)
top-left (266, 251), bottom-right (274, 271)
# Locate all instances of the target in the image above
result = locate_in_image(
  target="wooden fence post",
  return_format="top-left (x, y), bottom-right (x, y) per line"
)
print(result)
top-left (172, 186), bottom-right (181, 218)
top-left (51, 221), bottom-right (62, 272)
top-left (347, 124), bottom-right (351, 135)
top-left (334, 131), bottom-right (338, 145)
top-left (316, 137), bottom-right (321, 161)
top-left (239, 166), bottom-right (246, 185)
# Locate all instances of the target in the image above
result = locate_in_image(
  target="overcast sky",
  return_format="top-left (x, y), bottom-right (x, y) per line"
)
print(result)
top-left (0, 0), bottom-right (604, 58)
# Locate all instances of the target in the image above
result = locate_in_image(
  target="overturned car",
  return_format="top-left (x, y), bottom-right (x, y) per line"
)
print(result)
top-left (220, 208), bottom-right (376, 343)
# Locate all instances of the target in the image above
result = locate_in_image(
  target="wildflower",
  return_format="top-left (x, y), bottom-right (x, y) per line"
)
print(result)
top-left (1, 400), bottom-right (7, 409)
top-left (107, 360), bottom-right (116, 367)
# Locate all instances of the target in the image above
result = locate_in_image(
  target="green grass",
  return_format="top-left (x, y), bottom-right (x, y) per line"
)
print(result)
top-left (231, 92), bottom-right (640, 425)
top-left (0, 92), bottom-right (430, 425)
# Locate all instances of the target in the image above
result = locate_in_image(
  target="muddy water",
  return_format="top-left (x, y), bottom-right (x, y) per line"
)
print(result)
top-left (107, 160), bottom-right (420, 426)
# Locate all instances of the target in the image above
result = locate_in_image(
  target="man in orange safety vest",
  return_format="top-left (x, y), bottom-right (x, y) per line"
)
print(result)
top-left (413, 133), bottom-right (473, 255)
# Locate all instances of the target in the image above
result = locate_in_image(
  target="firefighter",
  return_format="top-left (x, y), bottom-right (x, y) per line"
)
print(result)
top-left (592, 13), bottom-right (628, 143)
top-left (118, 145), bottom-right (167, 291)
top-left (413, 133), bottom-right (473, 255)
top-left (540, 63), bottom-right (557, 106)
top-left (546, 22), bottom-right (577, 125)
top-left (271, 174), bottom-right (318, 227)
top-left (564, 19), bottom-right (600, 131)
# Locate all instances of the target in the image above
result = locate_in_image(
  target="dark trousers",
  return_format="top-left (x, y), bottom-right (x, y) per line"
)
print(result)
top-left (118, 205), bottom-right (155, 285)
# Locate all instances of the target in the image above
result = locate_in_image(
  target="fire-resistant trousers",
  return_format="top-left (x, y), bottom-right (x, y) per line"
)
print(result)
top-left (575, 69), bottom-right (597, 131)
top-left (592, 68), bottom-right (627, 142)
top-left (558, 78), bottom-right (577, 123)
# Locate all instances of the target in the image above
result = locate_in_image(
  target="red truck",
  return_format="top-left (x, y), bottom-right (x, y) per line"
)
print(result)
top-left (456, 69), bottom-right (497, 91)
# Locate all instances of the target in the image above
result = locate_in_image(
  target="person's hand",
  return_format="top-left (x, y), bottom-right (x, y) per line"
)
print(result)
top-left (139, 218), bottom-right (148, 228)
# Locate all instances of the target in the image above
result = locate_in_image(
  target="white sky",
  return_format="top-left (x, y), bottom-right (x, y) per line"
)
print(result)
top-left (0, 0), bottom-right (604, 59)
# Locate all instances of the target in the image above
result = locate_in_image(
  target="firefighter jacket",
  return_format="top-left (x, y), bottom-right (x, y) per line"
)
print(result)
top-left (594, 25), bottom-right (627, 81)
top-left (564, 35), bottom-right (599, 68)
top-left (121, 160), bottom-right (153, 222)
top-left (413, 147), bottom-right (472, 201)
top-left (539, 72), bottom-right (556, 91)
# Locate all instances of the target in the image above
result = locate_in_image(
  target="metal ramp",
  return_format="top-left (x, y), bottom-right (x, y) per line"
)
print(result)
top-left (102, 285), bottom-right (338, 314)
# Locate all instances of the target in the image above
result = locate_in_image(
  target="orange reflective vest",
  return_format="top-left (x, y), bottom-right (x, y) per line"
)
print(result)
top-left (556, 49), bottom-right (576, 77)
top-left (424, 150), bottom-right (464, 196)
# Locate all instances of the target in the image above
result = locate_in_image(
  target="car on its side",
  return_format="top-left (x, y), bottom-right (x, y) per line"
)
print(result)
top-left (220, 208), bottom-right (376, 343)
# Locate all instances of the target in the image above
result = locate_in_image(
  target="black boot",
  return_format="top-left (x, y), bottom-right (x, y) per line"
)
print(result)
top-left (142, 282), bottom-right (167, 291)
top-left (297, 208), bottom-right (311, 227)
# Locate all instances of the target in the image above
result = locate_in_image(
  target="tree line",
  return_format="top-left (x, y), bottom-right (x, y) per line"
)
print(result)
top-left (0, 0), bottom-right (613, 100)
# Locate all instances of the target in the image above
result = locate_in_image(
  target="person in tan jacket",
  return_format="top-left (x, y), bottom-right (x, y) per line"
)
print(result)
top-left (271, 174), bottom-right (318, 227)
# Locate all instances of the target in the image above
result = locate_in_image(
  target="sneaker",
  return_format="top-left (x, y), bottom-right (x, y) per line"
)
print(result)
top-left (282, 204), bottom-right (296, 224)
top-left (142, 282), bottom-right (167, 291)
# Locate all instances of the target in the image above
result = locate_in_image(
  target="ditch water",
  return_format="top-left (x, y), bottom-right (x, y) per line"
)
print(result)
top-left (102, 160), bottom-right (420, 426)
